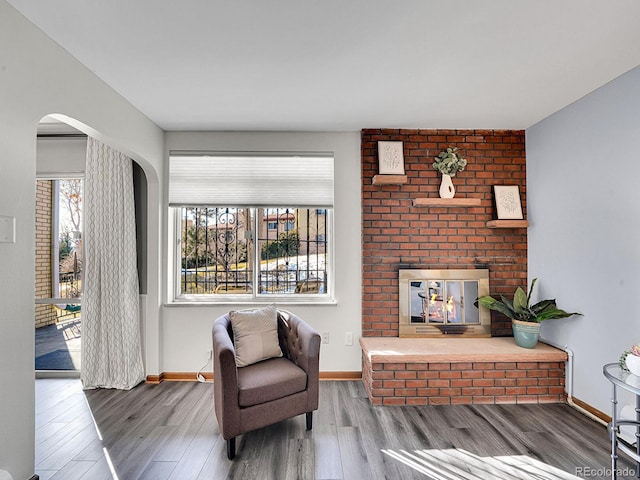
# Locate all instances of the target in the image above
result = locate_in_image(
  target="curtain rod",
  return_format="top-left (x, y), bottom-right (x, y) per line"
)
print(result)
top-left (37, 133), bottom-right (88, 138)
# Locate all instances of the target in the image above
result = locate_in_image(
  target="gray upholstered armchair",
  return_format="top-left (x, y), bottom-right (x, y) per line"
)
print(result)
top-left (212, 309), bottom-right (321, 459)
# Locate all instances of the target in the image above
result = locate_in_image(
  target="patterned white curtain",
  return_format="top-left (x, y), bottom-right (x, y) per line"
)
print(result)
top-left (81, 137), bottom-right (145, 390)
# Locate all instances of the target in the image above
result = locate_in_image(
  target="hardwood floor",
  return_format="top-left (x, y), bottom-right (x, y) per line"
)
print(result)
top-left (35, 378), bottom-right (637, 480)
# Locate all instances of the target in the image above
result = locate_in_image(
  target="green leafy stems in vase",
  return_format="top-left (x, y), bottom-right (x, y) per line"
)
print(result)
top-left (433, 146), bottom-right (468, 176)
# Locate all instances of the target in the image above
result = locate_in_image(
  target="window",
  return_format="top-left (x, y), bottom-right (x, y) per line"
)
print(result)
top-left (266, 218), bottom-right (294, 231)
top-left (176, 206), bottom-right (329, 297)
top-left (35, 177), bottom-right (83, 371)
top-left (169, 153), bottom-right (333, 301)
top-left (35, 178), bottom-right (84, 305)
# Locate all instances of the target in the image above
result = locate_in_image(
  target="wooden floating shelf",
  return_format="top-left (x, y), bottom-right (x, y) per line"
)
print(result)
top-left (413, 197), bottom-right (482, 207)
top-left (486, 220), bottom-right (529, 229)
top-left (372, 174), bottom-right (408, 185)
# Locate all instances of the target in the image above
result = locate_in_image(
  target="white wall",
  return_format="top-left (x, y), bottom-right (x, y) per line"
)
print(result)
top-left (0, 2), bottom-right (164, 478)
top-left (162, 132), bottom-right (363, 373)
top-left (526, 65), bottom-right (640, 413)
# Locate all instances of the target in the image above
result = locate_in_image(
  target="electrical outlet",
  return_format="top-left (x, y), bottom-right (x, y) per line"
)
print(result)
top-left (0, 216), bottom-right (15, 243)
top-left (344, 332), bottom-right (353, 346)
top-left (321, 332), bottom-right (330, 344)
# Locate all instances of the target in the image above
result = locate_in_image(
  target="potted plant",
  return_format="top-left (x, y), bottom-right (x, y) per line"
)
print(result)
top-left (619, 344), bottom-right (640, 376)
top-left (433, 146), bottom-right (467, 198)
top-left (476, 278), bottom-right (581, 348)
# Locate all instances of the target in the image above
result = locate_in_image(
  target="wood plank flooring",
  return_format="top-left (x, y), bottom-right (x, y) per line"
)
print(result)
top-left (35, 378), bottom-right (637, 480)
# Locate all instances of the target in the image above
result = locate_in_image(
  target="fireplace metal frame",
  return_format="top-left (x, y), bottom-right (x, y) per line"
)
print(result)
top-left (398, 268), bottom-right (491, 337)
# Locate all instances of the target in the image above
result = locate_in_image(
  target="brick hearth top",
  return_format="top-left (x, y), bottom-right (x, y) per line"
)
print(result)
top-left (360, 337), bottom-right (568, 364)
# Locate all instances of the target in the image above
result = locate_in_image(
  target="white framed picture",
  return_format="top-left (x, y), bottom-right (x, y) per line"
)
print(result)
top-left (377, 141), bottom-right (405, 175)
top-left (494, 185), bottom-right (523, 219)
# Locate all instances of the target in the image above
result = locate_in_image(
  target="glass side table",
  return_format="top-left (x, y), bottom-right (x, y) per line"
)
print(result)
top-left (603, 363), bottom-right (640, 479)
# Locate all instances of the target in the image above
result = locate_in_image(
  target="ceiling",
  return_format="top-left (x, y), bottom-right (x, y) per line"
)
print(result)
top-left (9, 0), bottom-right (640, 132)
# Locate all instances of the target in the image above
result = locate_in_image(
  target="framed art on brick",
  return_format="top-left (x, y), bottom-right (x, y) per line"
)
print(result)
top-left (494, 185), bottom-right (523, 220)
top-left (377, 141), bottom-right (405, 175)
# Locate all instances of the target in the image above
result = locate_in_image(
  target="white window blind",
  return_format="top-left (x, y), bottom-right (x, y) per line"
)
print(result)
top-left (169, 153), bottom-right (334, 207)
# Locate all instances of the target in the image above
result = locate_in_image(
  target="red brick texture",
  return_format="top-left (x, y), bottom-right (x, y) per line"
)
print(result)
top-left (362, 354), bottom-right (566, 406)
top-left (361, 129), bottom-right (527, 337)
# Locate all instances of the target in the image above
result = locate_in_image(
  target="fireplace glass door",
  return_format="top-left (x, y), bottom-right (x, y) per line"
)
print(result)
top-left (412, 280), bottom-right (479, 325)
top-left (400, 269), bottom-right (490, 337)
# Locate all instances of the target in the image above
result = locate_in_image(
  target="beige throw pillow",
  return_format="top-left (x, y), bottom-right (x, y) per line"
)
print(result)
top-left (230, 305), bottom-right (283, 367)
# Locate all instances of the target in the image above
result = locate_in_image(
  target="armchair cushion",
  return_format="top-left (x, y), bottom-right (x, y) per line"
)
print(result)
top-left (237, 357), bottom-right (307, 407)
top-left (230, 304), bottom-right (283, 367)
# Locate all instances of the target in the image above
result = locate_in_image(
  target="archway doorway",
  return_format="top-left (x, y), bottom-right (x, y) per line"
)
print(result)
top-left (34, 116), bottom-right (151, 376)
top-left (34, 117), bottom-right (86, 374)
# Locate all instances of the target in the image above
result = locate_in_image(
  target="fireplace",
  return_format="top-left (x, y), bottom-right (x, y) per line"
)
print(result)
top-left (398, 269), bottom-right (491, 337)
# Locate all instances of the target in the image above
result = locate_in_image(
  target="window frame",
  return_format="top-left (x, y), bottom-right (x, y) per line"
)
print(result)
top-left (35, 174), bottom-right (85, 305)
top-left (170, 206), bottom-right (335, 304)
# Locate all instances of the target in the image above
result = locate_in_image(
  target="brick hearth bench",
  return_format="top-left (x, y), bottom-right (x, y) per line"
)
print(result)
top-left (360, 337), bottom-right (568, 406)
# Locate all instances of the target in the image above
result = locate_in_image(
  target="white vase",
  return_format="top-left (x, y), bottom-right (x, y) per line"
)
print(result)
top-left (439, 174), bottom-right (455, 198)
top-left (626, 354), bottom-right (640, 376)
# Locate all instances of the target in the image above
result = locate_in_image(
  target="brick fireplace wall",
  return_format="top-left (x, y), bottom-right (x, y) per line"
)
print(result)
top-left (361, 129), bottom-right (527, 337)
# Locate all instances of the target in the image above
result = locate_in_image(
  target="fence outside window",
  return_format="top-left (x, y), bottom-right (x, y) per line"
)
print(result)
top-left (178, 207), bottom-right (329, 297)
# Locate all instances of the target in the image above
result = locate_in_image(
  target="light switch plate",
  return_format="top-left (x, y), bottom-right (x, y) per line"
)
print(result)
top-left (0, 216), bottom-right (16, 243)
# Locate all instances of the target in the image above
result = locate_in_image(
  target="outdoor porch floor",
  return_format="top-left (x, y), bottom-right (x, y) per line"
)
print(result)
top-left (35, 317), bottom-right (81, 371)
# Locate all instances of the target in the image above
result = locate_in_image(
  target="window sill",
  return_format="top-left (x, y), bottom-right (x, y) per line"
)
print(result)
top-left (165, 297), bottom-right (337, 307)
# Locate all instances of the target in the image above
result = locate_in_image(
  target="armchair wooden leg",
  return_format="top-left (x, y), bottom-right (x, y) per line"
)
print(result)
top-left (227, 437), bottom-right (236, 460)
top-left (306, 411), bottom-right (313, 431)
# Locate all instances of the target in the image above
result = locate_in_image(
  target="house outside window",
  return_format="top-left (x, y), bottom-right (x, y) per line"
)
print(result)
top-left (169, 153), bottom-right (334, 302)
